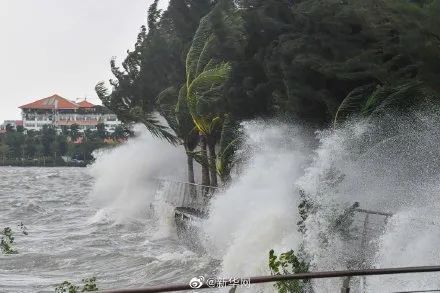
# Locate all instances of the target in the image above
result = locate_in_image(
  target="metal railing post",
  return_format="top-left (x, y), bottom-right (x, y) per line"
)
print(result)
top-left (341, 276), bottom-right (351, 293)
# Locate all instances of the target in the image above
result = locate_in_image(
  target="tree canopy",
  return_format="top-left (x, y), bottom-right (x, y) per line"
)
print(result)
top-left (97, 0), bottom-right (440, 185)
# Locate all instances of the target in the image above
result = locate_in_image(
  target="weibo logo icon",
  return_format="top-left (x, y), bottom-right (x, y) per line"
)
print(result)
top-left (189, 276), bottom-right (205, 288)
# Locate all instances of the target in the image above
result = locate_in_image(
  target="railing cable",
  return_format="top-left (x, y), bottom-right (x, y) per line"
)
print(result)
top-left (98, 266), bottom-right (440, 293)
top-left (392, 289), bottom-right (440, 293)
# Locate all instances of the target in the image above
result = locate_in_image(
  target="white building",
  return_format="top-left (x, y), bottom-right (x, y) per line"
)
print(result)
top-left (0, 120), bottom-right (23, 131)
top-left (19, 94), bottom-right (121, 133)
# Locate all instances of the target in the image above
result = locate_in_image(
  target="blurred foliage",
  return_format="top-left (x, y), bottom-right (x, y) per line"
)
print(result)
top-left (54, 277), bottom-right (98, 293)
top-left (1, 227), bottom-right (17, 254)
top-left (0, 124), bottom-right (127, 166)
top-left (98, 0), bottom-right (440, 184)
top-left (269, 249), bottom-right (309, 293)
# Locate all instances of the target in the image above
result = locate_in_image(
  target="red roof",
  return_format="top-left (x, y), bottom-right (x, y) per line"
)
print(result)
top-left (19, 94), bottom-right (79, 110)
top-left (77, 100), bottom-right (95, 108)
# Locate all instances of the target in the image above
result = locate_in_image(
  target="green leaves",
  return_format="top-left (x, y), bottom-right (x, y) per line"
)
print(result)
top-left (98, 0), bottom-right (440, 141)
top-left (55, 281), bottom-right (79, 293)
top-left (94, 82), bottom-right (110, 104)
top-left (216, 115), bottom-right (242, 183)
top-left (186, 60), bottom-right (231, 138)
top-left (362, 81), bottom-right (436, 116)
top-left (186, 16), bottom-right (214, 83)
top-left (269, 249), bottom-right (309, 293)
top-left (184, 3), bottom-right (235, 122)
top-left (185, 0), bottom-right (245, 131)
top-left (54, 277), bottom-right (98, 293)
top-left (182, 1), bottom-right (248, 184)
top-left (255, 0), bottom-right (440, 124)
top-left (81, 277), bottom-right (98, 292)
top-left (156, 86), bottom-right (180, 136)
top-left (186, 0), bottom-right (245, 83)
top-left (1, 227), bottom-right (17, 255)
top-left (130, 107), bottom-right (179, 145)
top-left (96, 80), bottom-right (180, 145)
top-left (334, 84), bottom-right (377, 126)
top-left (334, 81), bottom-right (439, 125)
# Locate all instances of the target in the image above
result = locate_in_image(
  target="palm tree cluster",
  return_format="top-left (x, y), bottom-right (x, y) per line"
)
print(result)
top-left (96, 0), bottom-right (440, 186)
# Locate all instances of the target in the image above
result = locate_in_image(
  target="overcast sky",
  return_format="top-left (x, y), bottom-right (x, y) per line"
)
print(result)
top-left (0, 0), bottom-right (168, 122)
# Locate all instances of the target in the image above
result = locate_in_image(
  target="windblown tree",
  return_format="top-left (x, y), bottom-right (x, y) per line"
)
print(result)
top-left (227, 0), bottom-right (440, 126)
top-left (97, 0), bottom-right (440, 186)
top-left (331, 0), bottom-right (440, 124)
top-left (96, 0), bottom-right (212, 139)
top-left (216, 114), bottom-right (242, 183)
top-left (183, 0), bottom-right (247, 186)
top-left (246, 0), bottom-right (440, 125)
top-left (96, 0), bottom-right (214, 183)
top-left (156, 85), bottom-right (199, 184)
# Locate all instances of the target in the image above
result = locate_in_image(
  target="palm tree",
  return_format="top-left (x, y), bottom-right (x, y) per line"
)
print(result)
top-left (183, 0), bottom-right (245, 186)
top-left (216, 114), bottom-right (242, 184)
top-left (333, 81), bottom-right (437, 126)
top-left (156, 85), bottom-right (200, 184)
top-left (95, 82), bottom-right (178, 145)
top-left (186, 63), bottom-right (231, 187)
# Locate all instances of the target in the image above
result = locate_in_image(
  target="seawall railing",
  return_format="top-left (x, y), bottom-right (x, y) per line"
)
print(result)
top-left (98, 265), bottom-right (440, 293)
top-left (151, 180), bottom-right (437, 292)
top-left (155, 178), bottom-right (220, 215)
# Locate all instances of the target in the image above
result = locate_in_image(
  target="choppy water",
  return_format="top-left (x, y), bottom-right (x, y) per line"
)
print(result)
top-left (3, 111), bottom-right (440, 293)
top-left (0, 167), bottom-right (214, 293)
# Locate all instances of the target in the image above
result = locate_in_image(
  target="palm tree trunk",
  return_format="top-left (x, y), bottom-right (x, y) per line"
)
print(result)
top-left (186, 153), bottom-right (195, 184)
top-left (207, 141), bottom-right (218, 187)
top-left (200, 136), bottom-right (210, 187)
top-left (186, 152), bottom-right (197, 199)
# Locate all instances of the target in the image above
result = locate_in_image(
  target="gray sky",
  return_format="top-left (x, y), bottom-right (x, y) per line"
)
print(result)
top-left (0, 0), bottom-right (168, 122)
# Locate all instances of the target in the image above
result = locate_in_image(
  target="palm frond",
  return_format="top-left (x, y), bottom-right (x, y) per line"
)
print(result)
top-left (95, 81), bottom-right (110, 104)
top-left (187, 62), bottom-right (232, 116)
top-left (196, 35), bottom-right (216, 77)
top-left (183, 0), bottom-right (244, 158)
top-left (372, 82), bottom-right (431, 114)
top-left (334, 84), bottom-right (377, 126)
top-left (362, 81), bottom-right (435, 116)
top-left (186, 15), bottom-right (213, 84)
top-left (186, 0), bottom-right (245, 86)
top-left (216, 115), bottom-right (242, 182)
top-left (187, 149), bottom-right (210, 168)
top-left (175, 84), bottom-right (199, 150)
top-left (130, 107), bottom-right (179, 145)
top-left (156, 86), bottom-right (179, 134)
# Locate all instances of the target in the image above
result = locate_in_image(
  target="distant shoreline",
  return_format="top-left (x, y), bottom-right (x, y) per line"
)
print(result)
top-left (0, 160), bottom-right (89, 168)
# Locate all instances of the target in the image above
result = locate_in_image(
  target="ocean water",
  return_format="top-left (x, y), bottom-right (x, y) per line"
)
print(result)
top-left (2, 111), bottom-right (440, 293)
top-left (0, 167), bottom-right (215, 293)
